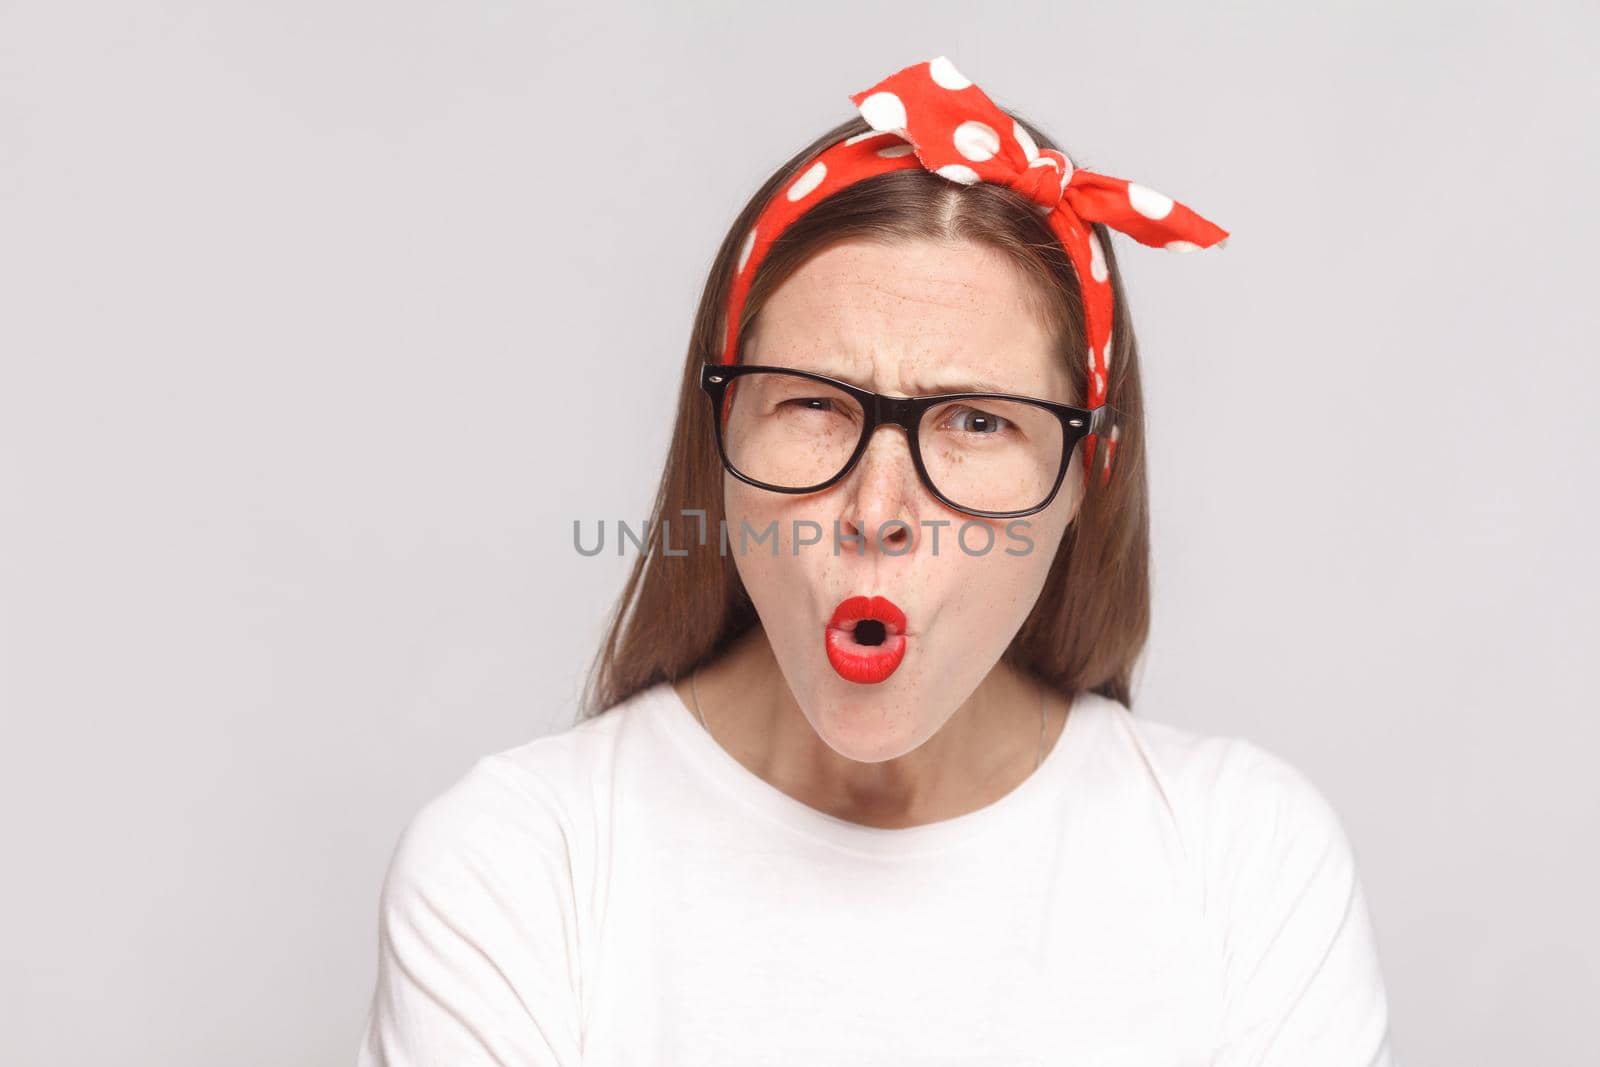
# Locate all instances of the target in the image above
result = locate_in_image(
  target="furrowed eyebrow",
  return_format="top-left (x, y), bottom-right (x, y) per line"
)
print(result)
top-left (905, 377), bottom-right (1015, 396)
top-left (812, 367), bottom-right (1019, 396)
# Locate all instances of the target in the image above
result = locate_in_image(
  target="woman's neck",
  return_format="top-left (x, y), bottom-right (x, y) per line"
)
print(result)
top-left (675, 625), bottom-right (1064, 830)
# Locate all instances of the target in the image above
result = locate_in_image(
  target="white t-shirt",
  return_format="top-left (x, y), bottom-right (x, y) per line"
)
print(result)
top-left (356, 681), bottom-right (1397, 1066)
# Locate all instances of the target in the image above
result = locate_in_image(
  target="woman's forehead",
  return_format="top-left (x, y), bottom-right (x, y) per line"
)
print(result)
top-left (746, 239), bottom-right (1070, 399)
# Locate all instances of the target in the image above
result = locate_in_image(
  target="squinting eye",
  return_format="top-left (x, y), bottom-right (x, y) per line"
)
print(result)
top-left (778, 397), bottom-right (841, 413)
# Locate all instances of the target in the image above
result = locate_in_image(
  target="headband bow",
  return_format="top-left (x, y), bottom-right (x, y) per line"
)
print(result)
top-left (721, 56), bottom-right (1229, 486)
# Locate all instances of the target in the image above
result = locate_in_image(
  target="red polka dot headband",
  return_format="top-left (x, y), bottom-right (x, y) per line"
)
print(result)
top-left (721, 55), bottom-right (1230, 487)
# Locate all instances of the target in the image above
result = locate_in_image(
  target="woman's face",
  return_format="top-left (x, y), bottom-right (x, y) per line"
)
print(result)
top-left (725, 237), bottom-right (1085, 761)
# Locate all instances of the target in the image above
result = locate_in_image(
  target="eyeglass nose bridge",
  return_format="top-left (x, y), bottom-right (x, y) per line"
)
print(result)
top-left (832, 394), bottom-right (925, 509)
top-left (841, 393), bottom-right (930, 489)
top-left (870, 393), bottom-right (924, 434)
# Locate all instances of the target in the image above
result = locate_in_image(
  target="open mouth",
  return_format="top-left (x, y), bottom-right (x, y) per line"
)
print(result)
top-left (852, 619), bottom-right (889, 645)
top-left (824, 595), bottom-right (909, 684)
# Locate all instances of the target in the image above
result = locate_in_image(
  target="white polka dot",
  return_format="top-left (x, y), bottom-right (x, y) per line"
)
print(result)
top-left (953, 120), bottom-right (999, 162)
top-left (738, 227), bottom-right (757, 273)
top-left (928, 56), bottom-right (971, 90)
top-left (843, 129), bottom-right (894, 146)
top-left (1109, 423), bottom-right (1121, 442)
top-left (858, 91), bottom-right (907, 133)
top-left (1102, 333), bottom-right (1114, 374)
top-left (1054, 152), bottom-right (1075, 195)
top-left (876, 143), bottom-right (915, 158)
top-left (1012, 122), bottom-right (1039, 162)
top-left (1088, 232), bottom-right (1108, 283)
top-left (1165, 240), bottom-right (1200, 253)
top-left (936, 163), bottom-right (981, 185)
top-left (1085, 344), bottom-right (1097, 372)
top-left (1028, 155), bottom-right (1059, 172)
top-left (1127, 182), bottom-right (1173, 219)
top-left (786, 161), bottom-right (826, 201)
top-left (1092, 369), bottom-right (1104, 397)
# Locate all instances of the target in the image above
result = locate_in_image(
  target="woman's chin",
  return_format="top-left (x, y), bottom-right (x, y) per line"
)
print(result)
top-left (802, 685), bottom-right (930, 761)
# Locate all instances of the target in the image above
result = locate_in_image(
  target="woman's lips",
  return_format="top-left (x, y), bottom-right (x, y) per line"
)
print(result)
top-left (824, 594), bottom-right (909, 684)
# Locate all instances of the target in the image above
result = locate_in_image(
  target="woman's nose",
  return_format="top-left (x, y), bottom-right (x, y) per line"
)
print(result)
top-left (837, 423), bottom-right (920, 554)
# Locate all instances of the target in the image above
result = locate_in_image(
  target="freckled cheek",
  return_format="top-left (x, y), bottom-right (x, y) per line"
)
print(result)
top-left (723, 479), bottom-right (825, 598)
top-left (920, 545), bottom-right (1054, 671)
top-left (933, 517), bottom-right (1054, 600)
top-left (724, 479), bottom-right (825, 552)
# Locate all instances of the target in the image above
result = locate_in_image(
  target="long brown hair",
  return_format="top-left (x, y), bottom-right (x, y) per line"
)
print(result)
top-left (576, 110), bottom-right (1151, 721)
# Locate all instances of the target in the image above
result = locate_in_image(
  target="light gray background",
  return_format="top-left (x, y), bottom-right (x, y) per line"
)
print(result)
top-left (2, 1), bottom-right (1595, 1064)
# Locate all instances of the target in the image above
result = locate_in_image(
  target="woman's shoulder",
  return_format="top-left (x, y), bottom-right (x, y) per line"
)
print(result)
top-left (1094, 701), bottom-right (1394, 1060)
top-left (432, 681), bottom-right (664, 805)
top-left (1073, 691), bottom-right (1354, 855)
top-left (380, 684), bottom-right (671, 892)
top-left (362, 698), bottom-right (631, 1064)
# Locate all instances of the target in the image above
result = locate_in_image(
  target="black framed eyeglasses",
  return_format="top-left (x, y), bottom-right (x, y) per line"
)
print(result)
top-left (699, 363), bottom-right (1112, 519)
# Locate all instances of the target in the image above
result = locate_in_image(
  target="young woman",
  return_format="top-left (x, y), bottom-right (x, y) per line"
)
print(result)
top-left (358, 57), bottom-right (1396, 1066)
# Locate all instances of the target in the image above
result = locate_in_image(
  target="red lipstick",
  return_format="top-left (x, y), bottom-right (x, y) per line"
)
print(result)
top-left (824, 594), bottom-right (908, 684)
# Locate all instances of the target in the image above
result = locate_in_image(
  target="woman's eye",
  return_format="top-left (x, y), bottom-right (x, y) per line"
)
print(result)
top-left (777, 397), bottom-right (839, 413)
top-left (947, 406), bottom-right (1010, 434)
